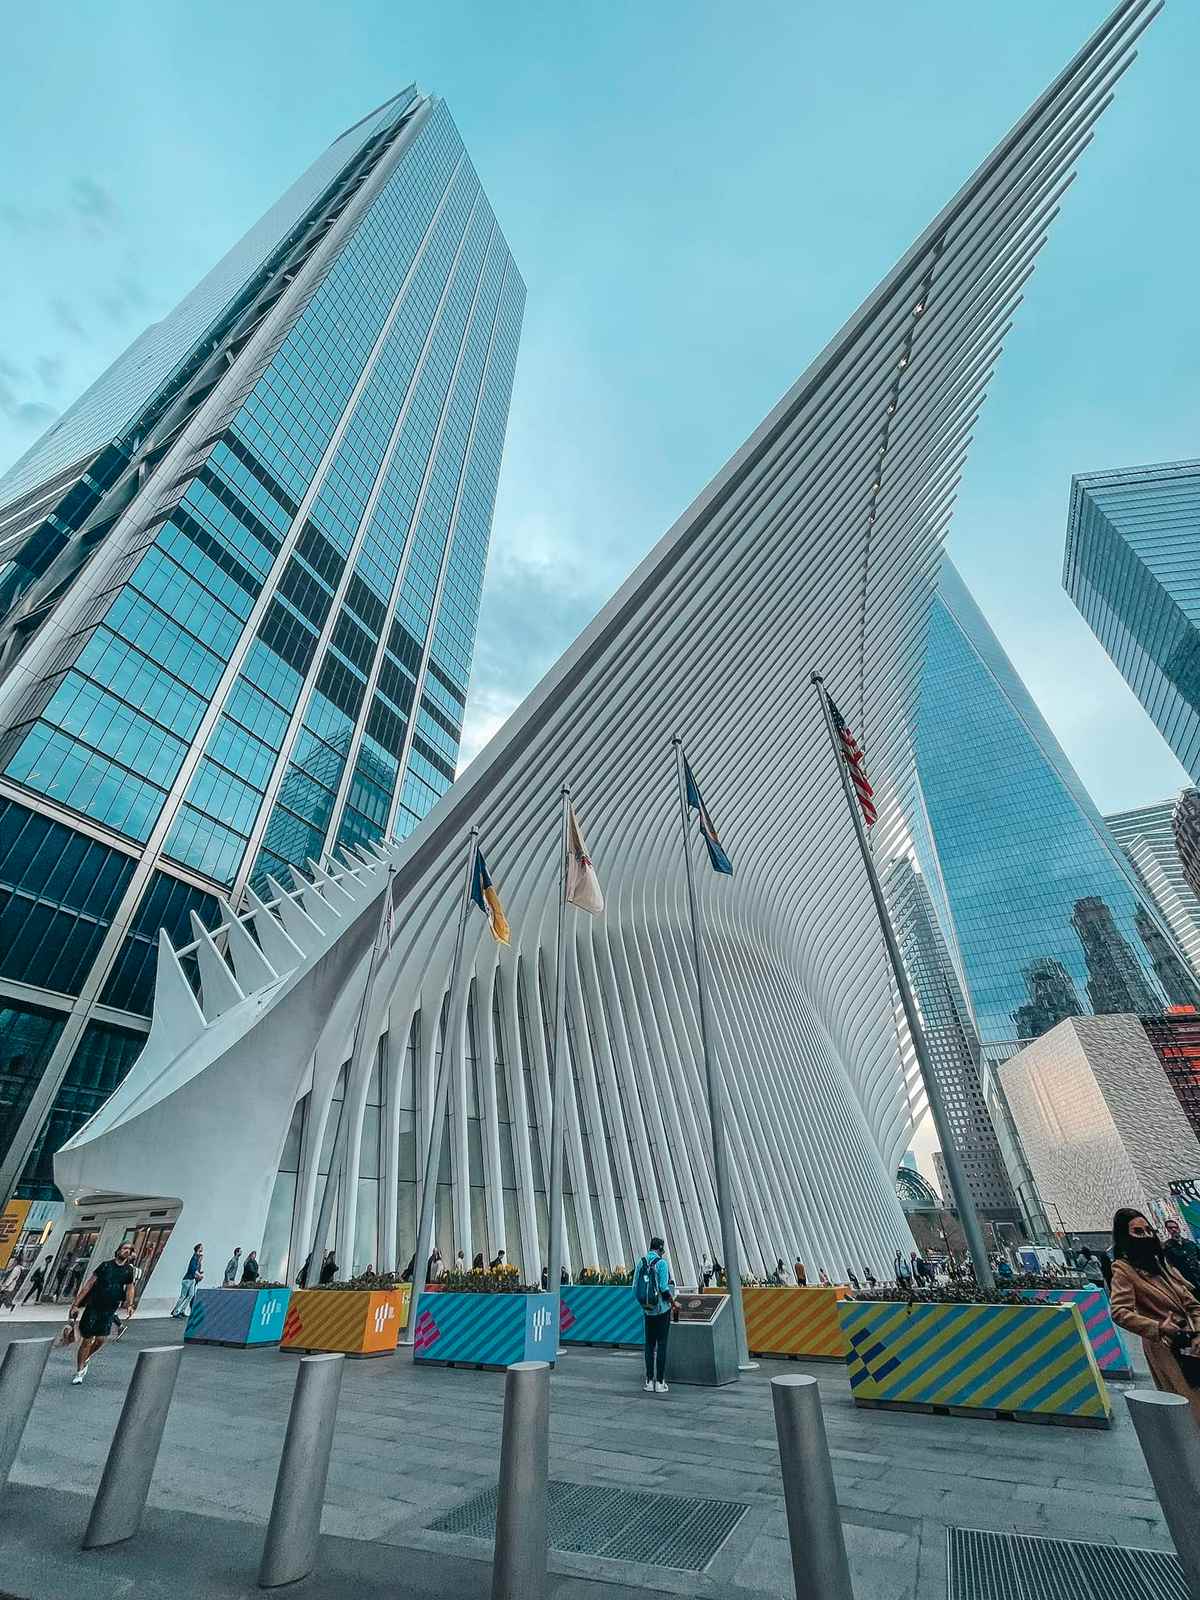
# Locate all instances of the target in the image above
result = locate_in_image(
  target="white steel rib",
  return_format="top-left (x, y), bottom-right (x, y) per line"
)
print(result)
top-left (55, 0), bottom-right (1161, 1304)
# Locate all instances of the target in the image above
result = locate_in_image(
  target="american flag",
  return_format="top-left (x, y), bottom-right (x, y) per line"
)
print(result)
top-left (827, 697), bottom-right (877, 827)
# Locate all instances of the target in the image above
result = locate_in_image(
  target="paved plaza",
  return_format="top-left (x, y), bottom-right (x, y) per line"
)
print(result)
top-left (0, 1314), bottom-right (1180, 1600)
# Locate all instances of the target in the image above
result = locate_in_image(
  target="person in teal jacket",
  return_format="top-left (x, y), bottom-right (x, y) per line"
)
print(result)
top-left (634, 1236), bottom-right (677, 1394)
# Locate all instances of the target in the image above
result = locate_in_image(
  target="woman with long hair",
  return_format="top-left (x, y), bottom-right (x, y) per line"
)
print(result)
top-left (1109, 1208), bottom-right (1200, 1421)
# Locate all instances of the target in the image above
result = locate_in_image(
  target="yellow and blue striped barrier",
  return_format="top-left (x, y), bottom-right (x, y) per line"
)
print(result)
top-left (839, 1299), bottom-right (1111, 1427)
top-left (1017, 1286), bottom-right (1131, 1378)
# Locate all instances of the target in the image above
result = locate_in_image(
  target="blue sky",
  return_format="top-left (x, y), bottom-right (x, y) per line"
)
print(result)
top-left (2, 1), bottom-right (1198, 816)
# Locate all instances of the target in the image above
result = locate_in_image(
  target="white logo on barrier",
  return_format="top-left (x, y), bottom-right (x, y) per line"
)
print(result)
top-left (374, 1302), bottom-right (396, 1335)
top-left (532, 1307), bottom-right (550, 1342)
top-left (259, 1300), bottom-right (275, 1327)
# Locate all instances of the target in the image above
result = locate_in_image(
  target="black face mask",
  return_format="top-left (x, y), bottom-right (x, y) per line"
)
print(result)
top-left (1126, 1235), bottom-right (1165, 1272)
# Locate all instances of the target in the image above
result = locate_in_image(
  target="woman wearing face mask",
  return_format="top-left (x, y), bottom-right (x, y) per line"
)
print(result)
top-left (1109, 1208), bottom-right (1200, 1421)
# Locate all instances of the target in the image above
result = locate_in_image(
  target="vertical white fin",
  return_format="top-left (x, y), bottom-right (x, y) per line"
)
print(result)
top-left (191, 912), bottom-right (246, 1022)
top-left (267, 875), bottom-right (326, 953)
top-left (148, 930), bottom-right (207, 1045)
top-left (218, 898), bottom-right (277, 992)
top-left (244, 887), bottom-right (305, 974)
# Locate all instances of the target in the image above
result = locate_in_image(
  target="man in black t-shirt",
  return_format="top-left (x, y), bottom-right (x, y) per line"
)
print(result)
top-left (68, 1242), bottom-right (136, 1385)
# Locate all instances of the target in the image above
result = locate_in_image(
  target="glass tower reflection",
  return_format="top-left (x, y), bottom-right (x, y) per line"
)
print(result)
top-left (915, 559), bottom-right (1191, 1058)
top-left (0, 90), bottom-right (523, 1200)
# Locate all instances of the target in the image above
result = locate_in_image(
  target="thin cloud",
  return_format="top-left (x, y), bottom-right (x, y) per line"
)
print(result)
top-left (0, 362), bottom-right (59, 432)
top-left (70, 177), bottom-right (121, 236)
top-left (50, 298), bottom-right (87, 341)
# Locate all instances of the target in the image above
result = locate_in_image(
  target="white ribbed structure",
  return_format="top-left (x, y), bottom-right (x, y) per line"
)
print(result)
top-left (54, 1), bottom-right (1159, 1306)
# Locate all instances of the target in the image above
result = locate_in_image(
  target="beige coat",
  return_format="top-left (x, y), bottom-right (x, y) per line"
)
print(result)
top-left (1109, 1258), bottom-right (1200, 1421)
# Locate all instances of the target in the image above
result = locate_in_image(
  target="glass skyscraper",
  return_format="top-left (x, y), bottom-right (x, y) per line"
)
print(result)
top-left (915, 558), bottom-right (1193, 1062)
top-left (0, 89), bottom-right (524, 1204)
top-left (1105, 796), bottom-right (1200, 994)
top-left (1065, 460), bottom-right (1200, 782)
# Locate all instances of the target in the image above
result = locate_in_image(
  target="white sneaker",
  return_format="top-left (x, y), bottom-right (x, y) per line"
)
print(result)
top-left (643, 1379), bottom-right (655, 1392)
top-left (654, 1381), bottom-right (669, 1394)
top-left (71, 1366), bottom-right (87, 1385)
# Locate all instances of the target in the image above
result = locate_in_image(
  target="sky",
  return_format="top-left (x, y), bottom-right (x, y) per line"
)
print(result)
top-left (2, 2), bottom-right (1198, 821)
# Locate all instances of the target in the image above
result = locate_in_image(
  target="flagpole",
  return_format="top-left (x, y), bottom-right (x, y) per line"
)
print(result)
top-left (547, 784), bottom-right (571, 1333)
top-left (810, 672), bottom-right (994, 1291)
top-left (672, 738), bottom-right (753, 1371)
top-left (306, 865), bottom-right (395, 1278)
top-left (400, 826), bottom-right (480, 1345)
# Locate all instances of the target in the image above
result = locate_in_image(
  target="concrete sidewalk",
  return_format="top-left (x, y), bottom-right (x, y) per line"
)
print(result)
top-left (0, 1316), bottom-right (1176, 1600)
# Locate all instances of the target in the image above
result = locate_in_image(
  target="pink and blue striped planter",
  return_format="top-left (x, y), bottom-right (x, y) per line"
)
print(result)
top-left (412, 1290), bottom-right (558, 1369)
top-left (1018, 1287), bottom-right (1130, 1378)
top-left (559, 1284), bottom-right (644, 1347)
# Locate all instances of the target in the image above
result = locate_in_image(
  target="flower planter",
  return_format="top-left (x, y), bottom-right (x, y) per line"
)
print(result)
top-left (412, 1290), bottom-right (558, 1369)
top-left (1017, 1286), bottom-right (1131, 1379)
top-left (838, 1299), bottom-right (1111, 1428)
top-left (185, 1286), bottom-right (291, 1348)
top-left (280, 1286), bottom-right (410, 1358)
top-left (559, 1284), bottom-right (644, 1347)
top-left (743, 1286), bottom-right (848, 1358)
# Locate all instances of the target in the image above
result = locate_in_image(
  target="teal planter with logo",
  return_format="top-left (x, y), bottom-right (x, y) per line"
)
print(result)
top-left (185, 1286), bottom-right (291, 1348)
top-left (412, 1291), bottom-right (557, 1369)
top-left (559, 1283), bottom-right (644, 1347)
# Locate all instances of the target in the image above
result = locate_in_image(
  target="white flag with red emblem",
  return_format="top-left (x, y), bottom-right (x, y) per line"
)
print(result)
top-left (565, 802), bottom-right (604, 915)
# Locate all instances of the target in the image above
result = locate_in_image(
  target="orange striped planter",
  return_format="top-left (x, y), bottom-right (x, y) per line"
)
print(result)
top-left (742, 1286), bottom-right (848, 1358)
top-left (280, 1286), bottom-right (410, 1357)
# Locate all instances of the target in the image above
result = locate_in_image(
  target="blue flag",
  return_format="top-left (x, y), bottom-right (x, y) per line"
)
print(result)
top-left (684, 757), bottom-right (733, 875)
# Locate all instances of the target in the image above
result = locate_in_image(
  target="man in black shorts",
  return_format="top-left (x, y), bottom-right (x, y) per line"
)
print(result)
top-left (68, 1241), bottom-right (136, 1385)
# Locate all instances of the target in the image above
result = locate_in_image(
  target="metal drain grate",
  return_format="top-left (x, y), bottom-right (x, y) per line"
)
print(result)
top-left (948, 1527), bottom-right (1187, 1599)
top-left (430, 1479), bottom-right (748, 1571)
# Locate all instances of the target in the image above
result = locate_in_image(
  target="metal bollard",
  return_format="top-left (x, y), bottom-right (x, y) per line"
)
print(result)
top-left (83, 1344), bottom-right (184, 1549)
top-left (0, 1337), bottom-right (52, 1492)
top-left (771, 1374), bottom-right (854, 1600)
top-left (492, 1360), bottom-right (550, 1600)
top-left (258, 1352), bottom-right (344, 1589)
top-left (1125, 1389), bottom-right (1200, 1595)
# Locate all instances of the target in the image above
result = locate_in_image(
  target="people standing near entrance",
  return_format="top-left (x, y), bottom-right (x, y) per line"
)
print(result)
top-left (223, 1247), bottom-right (242, 1286)
top-left (1109, 1208), bottom-right (1200, 1421)
top-left (68, 1241), bottom-right (136, 1385)
top-left (319, 1250), bottom-right (338, 1285)
top-left (241, 1251), bottom-right (260, 1284)
top-left (170, 1243), bottom-right (203, 1318)
top-left (634, 1235), bottom-right (677, 1395)
top-left (1164, 1219), bottom-right (1200, 1294)
top-left (793, 1259), bottom-right (807, 1287)
top-left (20, 1255), bottom-right (52, 1306)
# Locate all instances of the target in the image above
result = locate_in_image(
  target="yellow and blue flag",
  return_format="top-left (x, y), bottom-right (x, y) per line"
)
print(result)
top-left (471, 848), bottom-right (511, 944)
top-left (684, 757), bottom-right (733, 876)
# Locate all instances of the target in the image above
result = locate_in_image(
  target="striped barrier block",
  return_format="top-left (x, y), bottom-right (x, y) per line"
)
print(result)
top-left (1018, 1287), bottom-right (1131, 1377)
top-left (185, 1286), bottom-right (291, 1347)
top-left (280, 1286), bottom-right (409, 1357)
top-left (412, 1291), bottom-right (558, 1368)
top-left (743, 1286), bottom-right (847, 1358)
top-left (559, 1284), bottom-right (644, 1347)
top-left (838, 1299), bottom-right (1111, 1427)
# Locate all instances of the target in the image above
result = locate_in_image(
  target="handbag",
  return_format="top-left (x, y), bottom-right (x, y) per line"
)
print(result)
top-left (1169, 1330), bottom-right (1200, 1388)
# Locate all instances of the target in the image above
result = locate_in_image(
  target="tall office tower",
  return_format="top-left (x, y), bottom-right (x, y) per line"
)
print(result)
top-left (1065, 460), bottom-right (1200, 781)
top-left (885, 857), bottom-right (1024, 1232)
top-left (916, 558), bottom-right (1194, 1067)
top-left (1174, 788), bottom-right (1200, 902)
top-left (0, 89), bottom-right (524, 1207)
top-left (1107, 797), bottom-right (1200, 985)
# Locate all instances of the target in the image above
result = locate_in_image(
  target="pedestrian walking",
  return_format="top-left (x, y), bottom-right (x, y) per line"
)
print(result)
top-left (319, 1250), bottom-right (338, 1285)
top-left (296, 1251), bottom-right (312, 1288)
top-left (454, 1250), bottom-right (466, 1274)
top-left (471, 1251), bottom-right (485, 1270)
top-left (1164, 1219), bottom-right (1200, 1294)
top-left (768, 1257), bottom-right (786, 1285)
top-left (818, 1267), bottom-right (830, 1287)
top-left (240, 1251), bottom-right (260, 1284)
top-left (634, 1235), bottom-right (676, 1394)
top-left (0, 1259), bottom-right (22, 1311)
top-left (489, 1249), bottom-right (505, 1269)
top-left (863, 1267), bottom-right (877, 1289)
top-left (19, 1254), bottom-right (52, 1306)
top-left (68, 1241), bottom-right (136, 1385)
top-left (170, 1243), bottom-right (203, 1317)
top-left (223, 1247), bottom-right (242, 1286)
top-left (427, 1248), bottom-right (445, 1282)
top-left (1109, 1208), bottom-right (1200, 1422)
top-left (793, 1259), bottom-right (807, 1287)
top-left (895, 1252), bottom-right (912, 1287)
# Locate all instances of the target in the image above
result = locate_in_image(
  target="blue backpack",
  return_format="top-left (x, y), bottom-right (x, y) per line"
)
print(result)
top-left (633, 1252), bottom-right (662, 1313)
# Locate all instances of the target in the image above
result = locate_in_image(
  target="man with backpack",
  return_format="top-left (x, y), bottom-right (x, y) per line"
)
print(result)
top-left (634, 1235), bottom-right (676, 1394)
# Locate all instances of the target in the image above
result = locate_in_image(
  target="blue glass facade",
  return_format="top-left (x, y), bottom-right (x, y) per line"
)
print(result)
top-left (1065, 460), bottom-right (1200, 783)
top-left (0, 91), bottom-right (522, 1199)
top-left (916, 559), bottom-right (1190, 1056)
